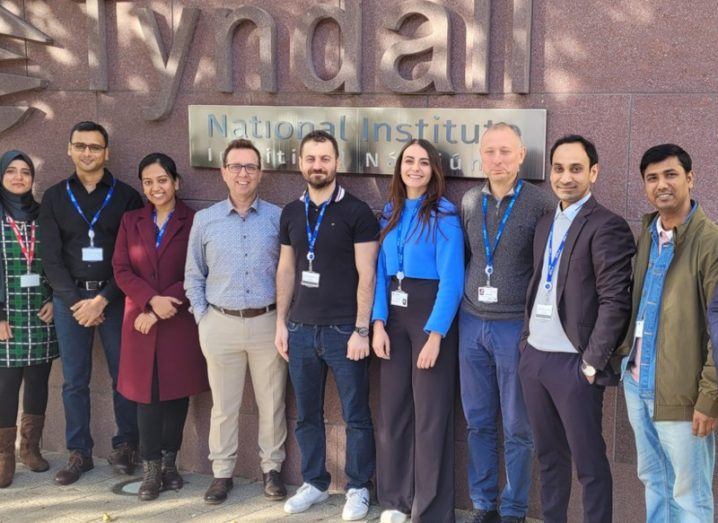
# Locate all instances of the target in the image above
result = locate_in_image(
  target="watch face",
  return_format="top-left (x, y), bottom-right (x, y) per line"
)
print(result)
top-left (355, 327), bottom-right (369, 336)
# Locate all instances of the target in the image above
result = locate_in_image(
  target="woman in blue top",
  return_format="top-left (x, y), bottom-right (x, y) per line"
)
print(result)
top-left (372, 139), bottom-right (464, 523)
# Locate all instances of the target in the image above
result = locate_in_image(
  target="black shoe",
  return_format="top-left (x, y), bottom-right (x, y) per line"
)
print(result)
top-left (107, 442), bottom-right (137, 475)
top-left (161, 451), bottom-right (183, 491)
top-left (54, 451), bottom-right (94, 485)
top-left (501, 517), bottom-right (526, 523)
top-left (262, 470), bottom-right (287, 500)
top-left (470, 509), bottom-right (500, 523)
top-left (204, 477), bottom-right (233, 505)
top-left (138, 460), bottom-right (162, 501)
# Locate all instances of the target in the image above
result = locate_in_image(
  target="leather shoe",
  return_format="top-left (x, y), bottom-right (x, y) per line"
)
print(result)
top-left (204, 477), bottom-right (233, 505)
top-left (107, 442), bottom-right (137, 475)
top-left (470, 509), bottom-right (500, 523)
top-left (54, 451), bottom-right (94, 485)
top-left (262, 470), bottom-right (287, 500)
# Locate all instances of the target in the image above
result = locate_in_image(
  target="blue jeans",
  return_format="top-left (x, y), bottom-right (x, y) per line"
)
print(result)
top-left (54, 291), bottom-right (138, 455)
top-left (287, 322), bottom-right (374, 491)
top-left (459, 310), bottom-right (532, 517)
top-left (624, 372), bottom-right (715, 523)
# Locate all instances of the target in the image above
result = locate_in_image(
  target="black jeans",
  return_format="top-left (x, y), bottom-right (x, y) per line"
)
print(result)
top-left (136, 361), bottom-right (189, 461)
top-left (0, 361), bottom-right (53, 428)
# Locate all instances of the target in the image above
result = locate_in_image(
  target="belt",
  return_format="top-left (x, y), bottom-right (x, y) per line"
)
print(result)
top-left (75, 280), bottom-right (107, 291)
top-left (211, 303), bottom-right (276, 318)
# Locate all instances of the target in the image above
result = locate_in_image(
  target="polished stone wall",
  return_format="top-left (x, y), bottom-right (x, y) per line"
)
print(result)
top-left (1, 1), bottom-right (717, 520)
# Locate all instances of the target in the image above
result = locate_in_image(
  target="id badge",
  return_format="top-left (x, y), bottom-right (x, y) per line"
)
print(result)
top-left (635, 320), bottom-right (644, 338)
top-left (390, 290), bottom-right (408, 307)
top-left (535, 303), bottom-right (553, 318)
top-left (301, 270), bottom-right (320, 288)
top-left (478, 286), bottom-right (498, 303)
top-left (82, 247), bottom-right (103, 262)
top-left (20, 273), bottom-right (40, 288)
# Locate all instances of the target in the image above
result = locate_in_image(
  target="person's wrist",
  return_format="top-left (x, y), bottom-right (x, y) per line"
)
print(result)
top-left (354, 325), bottom-right (369, 337)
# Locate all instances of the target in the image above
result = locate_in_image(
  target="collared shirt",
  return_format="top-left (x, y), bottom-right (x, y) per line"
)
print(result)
top-left (629, 205), bottom-right (695, 387)
top-left (528, 192), bottom-right (592, 353)
top-left (184, 197), bottom-right (281, 324)
top-left (38, 169), bottom-right (143, 305)
top-left (279, 185), bottom-right (379, 326)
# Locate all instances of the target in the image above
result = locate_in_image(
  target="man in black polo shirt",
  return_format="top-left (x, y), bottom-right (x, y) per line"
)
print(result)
top-left (39, 121), bottom-right (143, 485)
top-left (276, 130), bottom-right (378, 520)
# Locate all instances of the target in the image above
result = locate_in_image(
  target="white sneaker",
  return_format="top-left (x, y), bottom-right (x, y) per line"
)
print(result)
top-left (380, 509), bottom-right (409, 523)
top-left (283, 482), bottom-right (329, 514)
top-left (342, 487), bottom-right (370, 520)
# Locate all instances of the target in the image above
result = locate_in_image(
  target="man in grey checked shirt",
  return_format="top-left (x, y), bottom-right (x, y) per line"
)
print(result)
top-left (185, 139), bottom-right (288, 505)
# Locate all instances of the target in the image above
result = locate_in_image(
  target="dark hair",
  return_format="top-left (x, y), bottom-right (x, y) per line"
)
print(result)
top-left (550, 134), bottom-right (598, 167)
top-left (299, 130), bottom-right (339, 157)
top-left (223, 139), bottom-right (261, 169)
top-left (70, 121), bottom-right (109, 147)
top-left (138, 152), bottom-right (180, 181)
top-left (379, 139), bottom-right (447, 244)
top-left (639, 144), bottom-right (692, 177)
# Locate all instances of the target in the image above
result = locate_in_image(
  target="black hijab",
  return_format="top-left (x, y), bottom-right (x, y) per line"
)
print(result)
top-left (0, 150), bottom-right (40, 222)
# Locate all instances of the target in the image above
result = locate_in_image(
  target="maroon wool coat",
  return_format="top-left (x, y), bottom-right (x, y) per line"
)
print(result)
top-left (113, 199), bottom-right (209, 404)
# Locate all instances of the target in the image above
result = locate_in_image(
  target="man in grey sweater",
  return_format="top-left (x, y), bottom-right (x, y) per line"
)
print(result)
top-left (459, 123), bottom-right (554, 523)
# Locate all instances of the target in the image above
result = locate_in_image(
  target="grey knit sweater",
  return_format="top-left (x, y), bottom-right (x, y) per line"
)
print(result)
top-left (461, 180), bottom-right (555, 320)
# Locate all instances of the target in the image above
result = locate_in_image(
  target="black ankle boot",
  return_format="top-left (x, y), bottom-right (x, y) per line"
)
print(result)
top-left (161, 451), bottom-right (183, 491)
top-left (138, 460), bottom-right (162, 501)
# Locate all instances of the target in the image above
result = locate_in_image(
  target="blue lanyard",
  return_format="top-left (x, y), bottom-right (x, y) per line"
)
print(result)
top-left (544, 203), bottom-right (584, 290)
top-left (481, 180), bottom-right (523, 283)
top-left (395, 201), bottom-right (422, 278)
top-left (65, 177), bottom-right (116, 245)
top-left (153, 209), bottom-right (174, 249)
top-left (304, 194), bottom-right (331, 268)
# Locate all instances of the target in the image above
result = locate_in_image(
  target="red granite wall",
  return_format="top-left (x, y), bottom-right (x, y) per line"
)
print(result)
top-left (1, 1), bottom-right (717, 520)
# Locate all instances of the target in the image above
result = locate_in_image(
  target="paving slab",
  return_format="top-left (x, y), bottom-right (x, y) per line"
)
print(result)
top-left (0, 452), bottom-right (541, 522)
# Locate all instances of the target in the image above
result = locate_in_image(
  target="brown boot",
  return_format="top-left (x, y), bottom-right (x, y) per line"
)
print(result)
top-left (18, 414), bottom-right (49, 472)
top-left (0, 426), bottom-right (17, 488)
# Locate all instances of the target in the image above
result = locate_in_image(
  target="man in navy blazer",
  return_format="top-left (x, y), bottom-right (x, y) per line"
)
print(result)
top-left (518, 135), bottom-right (635, 523)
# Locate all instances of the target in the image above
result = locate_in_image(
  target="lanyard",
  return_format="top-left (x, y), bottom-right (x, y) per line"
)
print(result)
top-left (395, 201), bottom-right (422, 280)
top-left (544, 203), bottom-right (585, 290)
top-left (304, 194), bottom-right (331, 270)
top-left (6, 216), bottom-right (36, 272)
top-left (65, 177), bottom-right (116, 246)
top-left (153, 209), bottom-right (174, 249)
top-left (481, 179), bottom-right (523, 285)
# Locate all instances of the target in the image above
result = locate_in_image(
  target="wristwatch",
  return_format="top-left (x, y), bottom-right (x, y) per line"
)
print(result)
top-left (354, 326), bottom-right (370, 337)
top-left (581, 360), bottom-right (597, 377)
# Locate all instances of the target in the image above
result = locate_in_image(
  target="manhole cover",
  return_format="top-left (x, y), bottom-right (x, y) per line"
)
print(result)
top-left (111, 478), bottom-right (142, 496)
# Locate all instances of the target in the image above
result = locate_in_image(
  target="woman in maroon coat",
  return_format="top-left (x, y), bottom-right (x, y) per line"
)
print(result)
top-left (113, 153), bottom-right (208, 501)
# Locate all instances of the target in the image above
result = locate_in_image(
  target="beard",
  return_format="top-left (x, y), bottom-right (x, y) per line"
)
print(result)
top-left (304, 170), bottom-right (336, 189)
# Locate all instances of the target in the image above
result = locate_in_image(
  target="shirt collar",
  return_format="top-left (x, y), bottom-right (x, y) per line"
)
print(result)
top-left (300, 184), bottom-right (345, 205)
top-left (70, 169), bottom-right (113, 188)
top-left (555, 192), bottom-right (592, 221)
top-left (224, 196), bottom-right (259, 216)
top-left (480, 180), bottom-right (518, 198)
top-left (653, 200), bottom-right (696, 239)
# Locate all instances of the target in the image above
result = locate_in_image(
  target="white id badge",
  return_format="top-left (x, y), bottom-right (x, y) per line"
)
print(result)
top-left (20, 273), bottom-right (40, 288)
top-left (301, 270), bottom-right (320, 288)
top-left (82, 247), bottom-right (103, 262)
top-left (478, 286), bottom-right (498, 303)
top-left (390, 290), bottom-right (408, 307)
top-left (536, 303), bottom-right (553, 318)
top-left (635, 320), bottom-right (644, 338)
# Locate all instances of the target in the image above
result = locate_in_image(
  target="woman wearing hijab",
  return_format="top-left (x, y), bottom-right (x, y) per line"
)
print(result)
top-left (113, 153), bottom-right (208, 501)
top-left (0, 150), bottom-right (58, 488)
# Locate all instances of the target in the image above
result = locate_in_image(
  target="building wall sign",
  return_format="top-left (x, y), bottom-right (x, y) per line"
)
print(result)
top-left (189, 105), bottom-right (547, 179)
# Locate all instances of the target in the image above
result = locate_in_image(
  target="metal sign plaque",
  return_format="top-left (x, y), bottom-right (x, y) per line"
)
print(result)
top-left (189, 105), bottom-right (547, 179)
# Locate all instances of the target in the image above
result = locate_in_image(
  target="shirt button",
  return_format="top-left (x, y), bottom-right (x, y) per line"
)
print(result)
top-left (246, 289), bottom-right (250, 293)
top-left (243, 235), bottom-right (247, 239)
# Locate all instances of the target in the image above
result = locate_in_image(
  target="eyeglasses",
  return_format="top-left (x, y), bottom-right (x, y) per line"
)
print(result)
top-left (71, 142), bottom-right (106, 153)
top-left (224, 163), bottom-right (260, 175)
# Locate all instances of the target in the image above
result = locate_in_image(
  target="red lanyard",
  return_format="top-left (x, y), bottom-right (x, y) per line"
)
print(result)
top-left (6, 216), bottom-right (36, 271)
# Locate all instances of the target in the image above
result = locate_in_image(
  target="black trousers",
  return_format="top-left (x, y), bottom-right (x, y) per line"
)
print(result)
top-left (377, 278), bottom-right (458, 523)
top-left (518, 344), bottom-right (612, 523)
top-left (136, 361), bottom-right (189, 461)
top-left (0, 362), bottom-right (53, 428)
